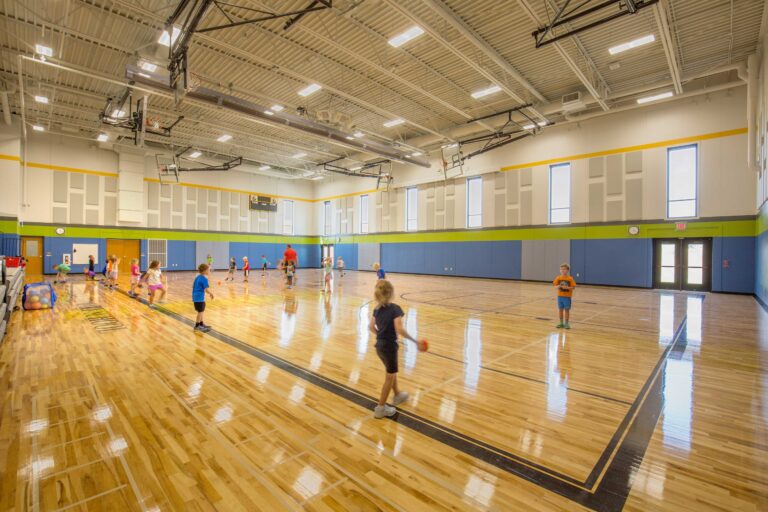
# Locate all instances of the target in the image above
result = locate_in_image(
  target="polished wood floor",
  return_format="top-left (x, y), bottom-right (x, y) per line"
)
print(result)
top-left (0, 269), bottom-right (766, 511)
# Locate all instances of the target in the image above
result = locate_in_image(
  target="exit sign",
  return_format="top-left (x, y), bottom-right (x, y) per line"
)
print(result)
top-left (675, 222), bottom-right (687, 231)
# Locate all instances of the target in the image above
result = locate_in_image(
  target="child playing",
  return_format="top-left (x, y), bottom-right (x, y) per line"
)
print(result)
top-left (104, 256), bottom-right (113, 287)
top-left (225, 257), bottom-right (236, 281)
top-left (193, 263), bottom-right (214, 332)
top-left (87, 255), bottom-right (96, 280)
top-left (286, 261), bottom-right (295, 289)
top-left (373, 262), bottom-right (385, 280)
top-left (336, 256), bottom-right (345, 278)
top-left (261, 255), bottom-right (268, 276)
top-left (242, 256), bottom-right (250, 282)
top-left (322, 257), bottom-right (333, 293)
top-left (143, 260), bottom-right (166, 307)
top-left (553, 263), bottom-right (576, 329)
top-left (109, 255), bottom-right (120, 289)
top-left (129, 259), bottom-right (140, 297)
top-left (52, 262), bottom-right (70, 283)
top-left (368, 280), bottom-right (426, 419)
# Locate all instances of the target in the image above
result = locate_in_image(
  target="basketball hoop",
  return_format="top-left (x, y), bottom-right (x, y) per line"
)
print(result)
top-left (156, 154), bottom-right (180, 184)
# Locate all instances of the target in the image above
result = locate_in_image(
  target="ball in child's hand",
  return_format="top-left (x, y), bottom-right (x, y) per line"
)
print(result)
top-left (419, 339), bottom-right (429, 352)
top-left (217, 280), bottom-right (222, 286)
top-left (559, 281), bottom-right (570, 290)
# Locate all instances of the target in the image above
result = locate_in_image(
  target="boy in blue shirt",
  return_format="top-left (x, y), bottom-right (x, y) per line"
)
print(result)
top-left (373, 262), bottom-right (385, 280)
top-left (193, 263), bottom-right (214, 332)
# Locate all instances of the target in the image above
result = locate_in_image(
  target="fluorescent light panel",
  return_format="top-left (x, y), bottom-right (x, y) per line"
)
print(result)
top-left (353, 131), bottom-right (364, 138)
top-left (411, 152), bottom-right (423, 157)
top-left (608, 34), bottom-right (655, 55)
top-left (158, 27), bottom-right (181, 47)
top-left (140, 61), bottom-right (157, 72)
top-left (292, 152), bottom-right (307, 158)
top-left (298, 83), bottom-right (322, 97)
top-left (217, 134), bottom-right (232, 142)
top-left (471, 85), bottom-right (502, 99)
top-left (637, 91), bottom-right (673, 104)
top-left (264, 110), bottom-right (274, 115)
top-left (383, 118), bottom-right (405, 128)
top-left (350, 166), bottom-right (362, 171)
top-left (270, 104), bottom-right (284, 112)
top-left (34, 95), bottom-right (48, 104)
top-left (259, 165), bottom-right (271, 171)
top-left (522, 121), bottom-right (548, 130)
top-left (112, 109), bottom-right (125, 117)
top-left (388, 26), bottom-right (424, 47)
top-left (35, 44), bottom-right (53, 57)
top-left (97, 133), bottom-right (108, 142)
top-left (32, 125), bottom-right (44, 132)
top-left (189, 151), bottom-right (201, 158)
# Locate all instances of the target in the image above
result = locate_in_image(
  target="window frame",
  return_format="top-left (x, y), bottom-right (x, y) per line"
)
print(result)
top-left (548, 162), bottom-right (572, 225)
top-left (405, 187), bottom-right (418, 231)
top-left (466, 176), bottom-right (483, 229)
top-left (282, 199), bottom-right (294, 235)
top-left (666, 143), bottom-right (699, 220)
top-left (323, 200), bottom-right (332, 236)
top-left (359, 194), bottom-right (369, 233)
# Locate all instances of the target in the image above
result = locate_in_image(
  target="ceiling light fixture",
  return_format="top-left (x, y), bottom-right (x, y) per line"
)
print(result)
top-left (137, 72), bottom-right (150, 78)
top-left (310, 176), bottom-right (324, 180)
top-left (388, 26), bottom-right (425, 48)
top-left (471, 85), bottom-right (502, 99)
top-left (292, 152), bottom-right (307, 158)
top-left (350, 166), bottom-right (362, 171)
top-left (217, 134), bottom-right (232, 142)
top-left (97, 133), bottom-right (108, 142)
top-left (35, 44), bottom-right (53, 57)
top-left (442, 143), bottom-right (458, 149)
top-left (522, 121), bottom-right (548, 130)
top-left (637, 91), bottom-right (673, 104)
top-left (158, 27), bottom-right (181, 47)
top-left (264, 110), bottom-right (274, 115)
top-left (112, 109), bottom-right (125, 117)
top-left (383, 118), bottom-right (405, 128)
top-left (140, 61), bottom-right (157, 72)
top-left (608, 34), bottom-right (655, 55)
top-left (298, 83), bottom-right (322, 97)
top-left (353, 131), bottom-right (364, 138)
top-left (189, 151), bottom-right (201, 158)
top-left (34, 95), bottom-right (48, 104)
top-left (32, 125), bottom-right (44, 132)
top-left (270, 104), bottom-right (284, 112)
top-left (259, 165), bottom-right (271, 171)
top-left (411, 151), bottom-right (423, 157)
top-left (346, 136), bottom-right (355, 140)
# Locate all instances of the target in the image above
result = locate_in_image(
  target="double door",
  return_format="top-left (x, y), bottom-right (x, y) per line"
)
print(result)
top-left (653, 238), bottom-right (711, 291)
top-left (321, 244), bottom-right (334, 266)
top-left (106, 239), bottom-right (141, 275)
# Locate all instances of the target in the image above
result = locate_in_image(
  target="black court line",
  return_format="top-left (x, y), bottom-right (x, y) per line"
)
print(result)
top-left (427, 351), bottom-right (633, 406)
top-left (116, 288), bottom-right (691, 512)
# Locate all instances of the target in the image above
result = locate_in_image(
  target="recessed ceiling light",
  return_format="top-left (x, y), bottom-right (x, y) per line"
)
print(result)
top-left (471, 85), bottom-right (502, 99)
top-left (189, 151), bottom-right (201, 158)
top-left (353, 131), bottom-right (364, 138)
top-left (411, 151), bottom-right (423, 157)
top-left (35, 44), bottom-right (53, 57)
top-left (97, 133), bottom-right (108, 142)
top-left (310, 175), bottom-right (324, 180)
top-left (217, 134), bottom-right (232, 142)
top-left (112, 109), bottom-right (125, 117)
top-left (351, 166), bottom-right (362, 171)
top-left (34, 95), bottom-right (48, 104)
top-left (32, 125), bottom-right (44, 132)
top-left (292, 152), bottom-right (307, 158)
top-left (608, 34), bottom-right (655, 55)
top-left (637, 91), bottom-right (673, 104)
top-left (264, 110), bottom-right (274, 115)
top-left (140, 61), bottom-right (157, 72)
top-left (388, 26), bottom-right (425, 48)
top-left (346, 136), bottom-right (355, 140)
top-left (158, 26), bottom-right (181, 47)
top-left (383, 118), bottom-right (405, 128)
top-left (298, 83), bottom-right (322, 97)
top-left (270, 104), bottom-right (284, 112)
top-left (523, 121), bottom-right (548, 130)
top-left (259, 165), bottom-right (271, 171)
top-left (137, 72), bottom-right (150, 78)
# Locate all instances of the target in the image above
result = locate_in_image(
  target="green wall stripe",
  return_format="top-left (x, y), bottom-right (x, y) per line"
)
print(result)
top-left (324, 219), bottom-right (756, 244)
top-left (758, 203), bottom-right (768, 236)
top-left (0, 220), bottom-right (19, 234)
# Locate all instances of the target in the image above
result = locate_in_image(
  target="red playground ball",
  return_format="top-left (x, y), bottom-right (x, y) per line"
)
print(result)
top-left (419, 339), bottom-right (429, 352)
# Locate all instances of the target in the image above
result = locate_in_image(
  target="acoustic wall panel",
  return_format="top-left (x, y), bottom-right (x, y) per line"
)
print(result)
top-left (494, 195), bottom-right (505, 225)
top-left (519, 168), bottom-right (532, 187)
top-left (606, 200), bottom-right (623, 221)
top-left (160, 183), bottom-right (171, 198)
top-left (104, 176), bottom-right (117, 193)
top-left (52, 207), bottom-right (67, 224)
top-left (172, 215), bottom-right (182, 229)
top-left (589, 183), bottom-right (604, 222)
top-left (70, 193), bottom-right (84, 224)
top-left (506, 208), bottom-right (519, 226)
top-left (85, 209), bottom-right (98, 225)
top-left (589, 157), bottom-right (604, 178)
top-left (506, 172), bottom-right (519, 204)
top-left (86, 175), bottom-right (99, 205)
top-left (445, 199), bottom-right (455, 229)
top-left (625, 179), bottom-right (643, 220)
top-left (495, 172), bottom-right (505, 190)
top-left (198, 189), bottom-right (207, 211)
top-left (520, 190), bottom-right (532, 225)
top-left (70, 173), bottom-right (84, 190)
top-left (606, 154), bottom-right (623, 195)
top-left (53, 172), bottom-right (68, 202)
top-left (426, 201), bottom-right (435, 230)
top-left (104, 196), bottom-right (116, 225)
top-left (221, 191), bottom-right (229, 206)
top-left (147, 213), bottom-right (159, 228)
top-left (147, 182), bottom-right (159, 209)
top-left (160, 201), bottom-right (171, 228)
top-left (436, 183), bottom-right (445, 210)
top-left (625, 151), bottom-right (642, 174)
top-left (187, 187), bottom-right (196, 201)
top-left (207, 205), bottom-right (217, 223)
top-left (172, 185), bottom-right (183, 212)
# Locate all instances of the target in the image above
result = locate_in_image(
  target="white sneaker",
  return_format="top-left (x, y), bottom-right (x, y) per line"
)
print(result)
top-left (393, 392), bottom-right (409, 406)
top-left (373, 405), bottom-right (397, 419)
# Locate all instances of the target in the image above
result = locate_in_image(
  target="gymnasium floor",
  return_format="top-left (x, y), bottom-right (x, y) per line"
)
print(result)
top-left (0, 270), bottom-right (765, 511)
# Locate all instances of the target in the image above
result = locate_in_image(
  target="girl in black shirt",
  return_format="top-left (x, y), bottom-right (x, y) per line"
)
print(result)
top-left (369, 280), bottom-right (426, 418)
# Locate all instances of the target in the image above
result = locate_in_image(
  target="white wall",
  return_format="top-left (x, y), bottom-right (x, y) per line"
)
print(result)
top-left (313, 87), bottom-right (755, 235)
top-left (0, 126), bottom-right (316, 235)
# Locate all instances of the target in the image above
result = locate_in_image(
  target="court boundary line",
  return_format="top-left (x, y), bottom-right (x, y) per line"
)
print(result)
top-left (115, 288), bottom-right (690, 512)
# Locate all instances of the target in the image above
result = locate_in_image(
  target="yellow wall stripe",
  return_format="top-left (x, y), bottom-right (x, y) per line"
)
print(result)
top-left (26, 161), bottom-right (119, 177)
top-left (0, 154), bottom-right (21, 162)
top-left (142, 178), bottom-right (314, 203)
top-left (500, 128), bottom-right (748, 172)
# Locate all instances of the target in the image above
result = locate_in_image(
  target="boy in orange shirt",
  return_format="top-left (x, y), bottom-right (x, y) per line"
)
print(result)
top-left (553, 263), bottom-right (576, 329)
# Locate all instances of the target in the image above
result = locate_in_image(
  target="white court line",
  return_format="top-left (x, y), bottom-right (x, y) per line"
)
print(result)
top-left (52, 485), bottom-right (128, 512)
top-left (31, 396), bottom-right (40, 512)
top-left (299, 476), bottom-right (349, 506)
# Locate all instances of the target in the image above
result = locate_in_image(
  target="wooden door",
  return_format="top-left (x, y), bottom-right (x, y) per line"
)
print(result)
top-left (21, 237), bottom-right (43, 275)
top-left (106, 239), bottom-right (141, 275)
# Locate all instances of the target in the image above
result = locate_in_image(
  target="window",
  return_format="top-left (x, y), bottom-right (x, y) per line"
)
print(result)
top-left (667, 144), bottom-right (698, 218)
top-left (549, 163), bottom-right (571, 224)
top-left (148, 239), bottom-right (167, 269)
top-left (466, 176), bottom-right (482, 228)
top-left (360, 194), bottom-right (369, 233)
top-left (282, 200), bottom-right (294, 235)
top-left (323, 201), bottom-right (332, 235)
top-left (406, 187), bottom-right (418, 231)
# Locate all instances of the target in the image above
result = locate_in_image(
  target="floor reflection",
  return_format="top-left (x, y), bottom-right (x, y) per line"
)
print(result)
top-left (464, 318), bottom-right (482, 392)
top-left (546, 333), bottom-right (568, 421)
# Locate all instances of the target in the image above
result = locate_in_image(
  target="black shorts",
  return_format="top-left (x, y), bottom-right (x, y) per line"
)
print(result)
top-left (376, 343), bottom-right (399, 374)
top-left (193, 301), bottom-right (206, 312)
